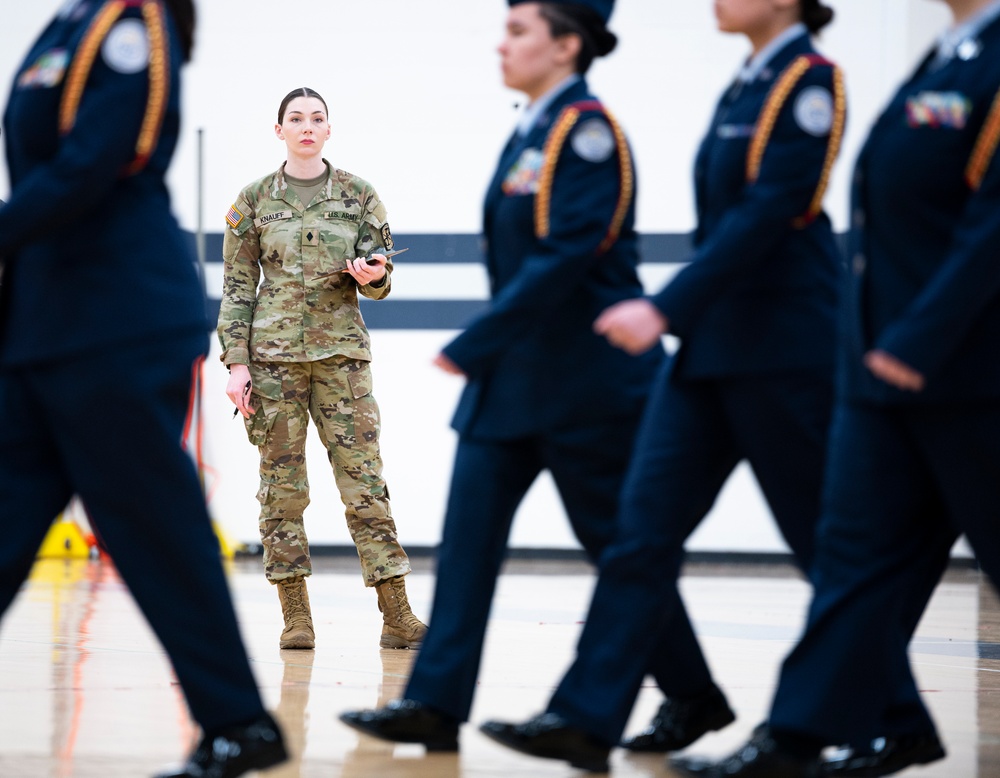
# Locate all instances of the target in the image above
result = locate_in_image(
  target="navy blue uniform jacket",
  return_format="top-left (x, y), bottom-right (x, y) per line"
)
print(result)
top-left (842, 15), bottom-right (1000, 404)
top-left (442, 79), bottom-right (662, 440)
top-left (651, 33), bottom-right (843, 378)
top-left (0, 0), bottom-right (208, 366)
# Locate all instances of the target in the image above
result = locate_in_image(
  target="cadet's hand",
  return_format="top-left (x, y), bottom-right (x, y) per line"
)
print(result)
top-left (433, 353), bottom-right (465, 376)
top-left (594, 299), bottom-right (668, 355)
top-left (864, 350), bottom-right (925, 392)
top-left (226, 364), bottom-right (254, 419)
top-left (343, 254), bottom-right (387, 286)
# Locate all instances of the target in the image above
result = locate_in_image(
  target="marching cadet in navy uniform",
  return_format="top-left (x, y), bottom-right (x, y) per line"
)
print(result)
top-left (339, 0), bottom-right (664, 751)
top-left (670, 0), bottom-right (1000, 776)
top-left (476, 0), bottom-right (849, 771)
top-left (0, 1), bottom-right (286, 776)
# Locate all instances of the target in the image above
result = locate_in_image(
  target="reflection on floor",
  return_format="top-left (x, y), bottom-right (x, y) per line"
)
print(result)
top-left (0, 556), bottom-right (997, 777)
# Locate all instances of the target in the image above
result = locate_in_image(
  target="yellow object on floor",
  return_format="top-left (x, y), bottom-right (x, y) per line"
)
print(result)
top-left (37, 519), bottom-right (91, 559)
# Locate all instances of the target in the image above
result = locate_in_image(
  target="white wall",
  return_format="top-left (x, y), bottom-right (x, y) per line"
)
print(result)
top-left (2, 1), bottom-right (963, 554)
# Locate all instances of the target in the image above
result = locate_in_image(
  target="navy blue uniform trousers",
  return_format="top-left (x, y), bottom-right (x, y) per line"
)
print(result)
top-left (769, 400), bottom-right (993, 744)
top-left (0, 332), bottom-right (264, 733)
top-left (544, 359), bottom-right (833, 742)
top-left (405, 409), bottom-right (659, 722)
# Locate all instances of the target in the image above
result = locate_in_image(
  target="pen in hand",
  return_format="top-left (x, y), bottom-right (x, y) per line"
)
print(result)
top-left (233, 380), bottom-right (251, 418)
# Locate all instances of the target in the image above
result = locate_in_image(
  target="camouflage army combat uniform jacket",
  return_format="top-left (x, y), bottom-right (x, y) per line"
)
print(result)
top-left (218, 161), bottom-right (393, 367)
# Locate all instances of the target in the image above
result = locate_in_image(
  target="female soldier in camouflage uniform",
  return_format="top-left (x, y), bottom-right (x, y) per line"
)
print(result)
top-left (218, 87), bottom-right (426, 651)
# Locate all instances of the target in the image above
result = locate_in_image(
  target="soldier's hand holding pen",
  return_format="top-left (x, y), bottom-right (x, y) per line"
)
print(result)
top-left (226, 363), bottom-right (253, 419)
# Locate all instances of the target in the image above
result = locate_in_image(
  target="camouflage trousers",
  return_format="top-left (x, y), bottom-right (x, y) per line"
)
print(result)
top-left (244, 356), bottom-right (411, 586)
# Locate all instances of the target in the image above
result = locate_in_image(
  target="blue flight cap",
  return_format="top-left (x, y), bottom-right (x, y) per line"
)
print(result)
top-left (507, 0), bottom-right (614, 24)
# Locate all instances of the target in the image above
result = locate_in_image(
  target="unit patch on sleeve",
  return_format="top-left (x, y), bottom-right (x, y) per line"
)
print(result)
top-left (570, 118), bottom-right (616, 163)
top-left (794, 86), bottom-right (834, 136)
top-left (101, 19), bottom-right (150, 74)
top-left (380, 224), bottom-right (394, 250)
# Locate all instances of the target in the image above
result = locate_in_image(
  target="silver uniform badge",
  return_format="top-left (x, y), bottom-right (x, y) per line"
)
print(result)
top-left (794, 86), bottom-right (834, 136)
top-left (101, 19), bottom-right (150, 74)
top-left (570, 118), bottom-right (616, 163)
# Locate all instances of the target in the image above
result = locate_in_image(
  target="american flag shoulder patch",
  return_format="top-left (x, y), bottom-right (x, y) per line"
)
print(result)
top-left (226, 204), bottom-right (245, 230)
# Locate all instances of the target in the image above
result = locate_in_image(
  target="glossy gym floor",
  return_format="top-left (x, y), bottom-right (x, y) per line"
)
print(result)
top-left (0, 555), bottom-right (997, 777)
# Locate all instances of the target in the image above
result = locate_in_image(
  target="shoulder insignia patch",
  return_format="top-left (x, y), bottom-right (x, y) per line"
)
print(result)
top-left (380, 223), bottom-right (394, 250)
top-left (226, 204), bottom-right (246, 230)
top-left (570, 117), bottom-right (616, 163)
top-left (101, 18), bottom-right (150, 74)
top-left (794, 86), bottom-right (834, 136)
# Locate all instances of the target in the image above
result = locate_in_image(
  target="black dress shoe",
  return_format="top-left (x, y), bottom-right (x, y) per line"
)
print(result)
top-left (621, 686), bottom-right (736, 752)
top-left (822, 732), bottom-right (946, 776)
top-left (479, 712), bottom-right (611, 773)
top-left (670, 727), bottom-right (820, 777)
top-left (154, 712), bottom-right (287, 778)
top-left (339, 698), bottom-right (459, 751)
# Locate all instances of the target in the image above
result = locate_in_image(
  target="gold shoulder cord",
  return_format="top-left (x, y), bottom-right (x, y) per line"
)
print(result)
top-left (59, 0), bottom-right (127, 133)
top-left (535, 105), bottom-right (581, 240)
top-left (126, 0), bottom-right (169, 174)
top-left (795, 66), bottom-right (846, 227)
top-left (58, 0), bottom-right (169, 175)
top-left (966, 87), bottom-right (1000, 190)
top-left (746, 55), bottom-right (846, 227)
top-left (534, 105), bottom-right (634, 254)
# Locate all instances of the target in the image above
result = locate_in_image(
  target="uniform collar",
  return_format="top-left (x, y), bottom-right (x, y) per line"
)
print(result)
top-left (515, 74), bottom-right (581, 137)
top-left (273, 160), bottom-right (334, 208)
top-left (737, 23), bottom-right (809, 83)
top-left (934, 0), bottom-right (1000, 66)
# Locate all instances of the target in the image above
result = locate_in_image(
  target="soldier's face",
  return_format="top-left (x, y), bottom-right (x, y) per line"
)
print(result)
top-left (275, 97), bottom-right (331, 159)
top-left (499, 3), bottom-right (578, 100)
top-left (714, 0), bottom-right (796, 36)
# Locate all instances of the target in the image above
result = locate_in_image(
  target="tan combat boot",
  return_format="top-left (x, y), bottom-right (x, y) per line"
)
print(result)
top-left (375, 575), bottom-right (427, 649)
top-left (276, 576), bottom-right (315, 650)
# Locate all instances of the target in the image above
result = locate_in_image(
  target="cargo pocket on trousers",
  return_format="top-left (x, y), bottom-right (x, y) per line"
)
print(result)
top-left (346, 363), bottom-right (380, 445)
top-left (244, 398), bottom-right (279, 447)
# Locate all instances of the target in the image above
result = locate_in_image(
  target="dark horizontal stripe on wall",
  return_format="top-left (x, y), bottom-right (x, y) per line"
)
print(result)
top-left (203, 297), bottom-right (489, 330)
top-left (193, 231), bottom-right (693, 329)
top-left (189, 232), bottom-right (694, 265)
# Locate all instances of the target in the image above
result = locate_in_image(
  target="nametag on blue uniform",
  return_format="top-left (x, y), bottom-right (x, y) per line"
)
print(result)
top-left (254, 210), bottom-right (293, 229)
top-left (17, 49), bottom-right (69, 88)
top-left (717, 124), bottom-right (756, 139)
top-left (503, 148), bottom-right (544, 195)
top-left (906, 91), bottom-right (971, 129)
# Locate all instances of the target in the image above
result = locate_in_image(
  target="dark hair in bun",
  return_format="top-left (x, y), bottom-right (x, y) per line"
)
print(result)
top-left (801, 0), bottom-right (834, 34)
top-left (164, 0), bottom-right (196, 61)
top-left (538, 3), bottom-right (618, 75)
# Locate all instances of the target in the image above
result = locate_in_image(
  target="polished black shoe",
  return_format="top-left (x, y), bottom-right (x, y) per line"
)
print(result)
top-left (479, 712), bottom-right (611, 773)
top-left (620, 687), bottom-right (736, 752)
top-left (670, 727), bottom-right (821, 777)
top-left (339, 698), bottom-right (459, 751)
top-left (822, 732), bottom-right (946, 776)
top-left (154, 712), bottom-right (287, 778)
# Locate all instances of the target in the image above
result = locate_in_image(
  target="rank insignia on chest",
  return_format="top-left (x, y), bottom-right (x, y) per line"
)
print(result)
top-left (302, 228), bottom-right (319, 247)
top-left (502, 147), bottom-right (545, 195)
top-left (906, 91), bottom-right (971, 129)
